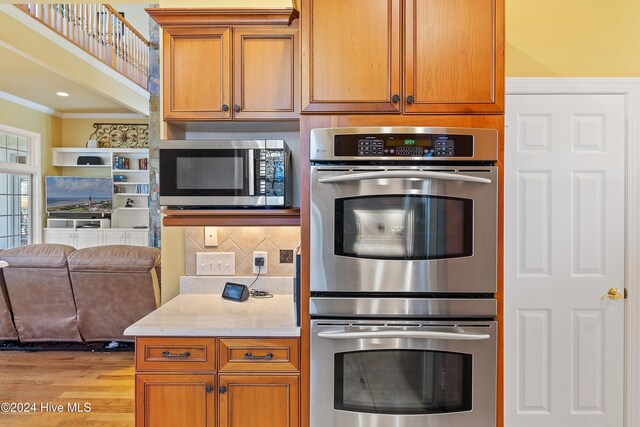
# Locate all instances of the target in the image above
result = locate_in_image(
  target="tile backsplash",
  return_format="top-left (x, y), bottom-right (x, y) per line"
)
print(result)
top-left (185, 226), bottom-right (300, 277)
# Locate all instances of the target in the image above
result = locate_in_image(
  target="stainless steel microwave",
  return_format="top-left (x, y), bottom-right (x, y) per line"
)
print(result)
top-left (159, 139), bottom-right (292, 208)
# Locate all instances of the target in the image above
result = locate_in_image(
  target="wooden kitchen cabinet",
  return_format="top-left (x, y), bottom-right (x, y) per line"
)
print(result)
top-left (163, 27), bottom-right (231, 120)
top-left (134, 336), bottom-right (300, 427)
top-left (302, 0), bottom-right (504, 114)
top-left (136, 374), bottom-right (215, 427)
top-left (218, 374), bottom-right (300, 427)
top-left (152, 9), bottom-right (299, 121)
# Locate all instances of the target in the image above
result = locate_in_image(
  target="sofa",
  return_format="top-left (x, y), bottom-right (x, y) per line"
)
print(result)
top-left (0, 244), bottom-right (160, 343)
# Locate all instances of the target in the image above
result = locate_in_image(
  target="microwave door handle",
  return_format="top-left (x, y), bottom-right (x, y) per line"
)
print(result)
top-left (318, 171), bottom-right (491, 184)
top-left (248, 149), bottom-right (255, 196)
top-left (317, 330), bottom-right (491, 341)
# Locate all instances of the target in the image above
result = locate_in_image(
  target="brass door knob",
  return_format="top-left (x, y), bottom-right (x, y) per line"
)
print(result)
top-left (601, 288), bottom-right (624, 300)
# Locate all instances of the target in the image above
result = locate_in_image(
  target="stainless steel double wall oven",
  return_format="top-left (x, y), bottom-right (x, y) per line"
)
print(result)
top-left (309, 127), bottom-right (498, 427)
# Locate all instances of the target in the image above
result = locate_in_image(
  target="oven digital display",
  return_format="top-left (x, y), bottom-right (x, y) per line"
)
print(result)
top-left (334, 134), bottom-right (474, 157)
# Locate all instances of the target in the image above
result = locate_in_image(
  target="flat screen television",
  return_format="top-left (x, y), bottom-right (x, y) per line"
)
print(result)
top-left (45, 176), bottom-right (112, 214)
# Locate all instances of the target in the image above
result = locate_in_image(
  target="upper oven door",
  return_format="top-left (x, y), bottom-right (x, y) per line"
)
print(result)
top-left (310, 166), bottom-right (497, 294)
top-left (160, 140), bottom-right (262, 207)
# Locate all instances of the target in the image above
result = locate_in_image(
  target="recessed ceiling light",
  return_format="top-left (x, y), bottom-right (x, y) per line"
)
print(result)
top-left (56, 92), bottom-right (69, 97)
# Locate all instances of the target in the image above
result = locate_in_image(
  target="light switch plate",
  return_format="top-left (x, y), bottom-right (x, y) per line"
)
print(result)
top-left (204, 227), bottom-right (218, 247)
top-left (196, 252), bottom-right (235, 276)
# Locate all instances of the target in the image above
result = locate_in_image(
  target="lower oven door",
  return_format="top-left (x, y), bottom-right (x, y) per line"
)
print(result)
top-left (311, 320), bottom-right (497, 427)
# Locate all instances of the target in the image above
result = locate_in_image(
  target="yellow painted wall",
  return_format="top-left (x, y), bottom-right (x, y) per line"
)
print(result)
top-left (0, 98), bottom-right (61, 231)
top-left (506, 0), bottom-right (640, 76)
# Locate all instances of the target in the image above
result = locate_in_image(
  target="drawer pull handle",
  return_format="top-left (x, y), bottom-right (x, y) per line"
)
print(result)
top-left (160, 351), bottom-right (191, 358)
top-left (244, 352), bottom-right (273, 360)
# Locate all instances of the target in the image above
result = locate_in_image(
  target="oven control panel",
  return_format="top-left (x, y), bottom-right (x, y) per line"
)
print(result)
top-left (335, 133), bottom-right (474, 158)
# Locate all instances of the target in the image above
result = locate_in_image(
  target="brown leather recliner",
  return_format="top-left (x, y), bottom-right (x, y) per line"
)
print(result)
top-left (1, 244), bottom-right (82, 342)
top-left (0, 250), bottom-right (18, 340)
top-left (68, 245), bottom-right (160, 342)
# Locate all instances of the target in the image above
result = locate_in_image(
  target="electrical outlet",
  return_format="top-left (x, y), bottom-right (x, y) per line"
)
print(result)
top-left (204, 227), bottom-right (218, 247)
top-left (252, 251), bottom-right (268, 275)
top-left (196, 252), bottom-right (235, 276)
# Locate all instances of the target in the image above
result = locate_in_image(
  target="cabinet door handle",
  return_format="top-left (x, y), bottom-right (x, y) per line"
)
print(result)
top-left (205, 384), bottom-right (213, 393)
top-left (391, 94), bottom-right (400, 103)
top-left (221, 104), bottom-right (229, 112)
top-left (406, 95), bottom-right (415, 104)
top-left (233, 104), bottom-right (241, 112)
top-left (219, 385), bottom-right (227, 394)
top-left (244, 352), bottom-right (273, 360)
top-left (160, 351), bottom-right (190, 358)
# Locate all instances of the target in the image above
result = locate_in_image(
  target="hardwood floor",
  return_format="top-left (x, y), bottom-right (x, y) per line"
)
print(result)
top-left (0, 351), bottom-right (134, 426)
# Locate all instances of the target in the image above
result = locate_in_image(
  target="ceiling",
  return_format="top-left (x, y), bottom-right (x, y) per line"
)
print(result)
top-left (0, 45), bottom-right (137, 115)
top-left (0, 3), bottom-right (150, 117)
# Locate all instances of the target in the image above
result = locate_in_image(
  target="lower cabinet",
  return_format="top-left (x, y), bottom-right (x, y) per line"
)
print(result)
top-left (219, 374), bottom-right (299, 427)
top-left (135, 337), bottom-right (300, 427)
top-left (44, 228), bottom-right (149, 247)
top-left (42, 229), bottom-right (102, 248)
top-left (136, 374), bottom-right (215, 427)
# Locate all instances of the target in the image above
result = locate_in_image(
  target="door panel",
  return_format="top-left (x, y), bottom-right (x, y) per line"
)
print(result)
top-left (234, 28), bottom-right (299, 120)
top-left (164, 27), bottom-right (231, 120)
top-left (136, 374), bottom-right (214, 427)
top-left (218, 374), bottom-right (299, 427)
top-left (505, 93), bottom-right (625, 426)
top-left (405, 0), bottom-right (503, 113)
top-left (302, 0), bottom-right (401, 112)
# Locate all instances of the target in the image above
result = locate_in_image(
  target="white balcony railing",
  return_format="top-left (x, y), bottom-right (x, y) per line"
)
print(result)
top-left (16, 4), bottom-right (149, 90)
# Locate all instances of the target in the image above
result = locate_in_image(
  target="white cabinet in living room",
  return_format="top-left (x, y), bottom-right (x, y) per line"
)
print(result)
top-left (43, 229), bottom-right (102, 248)
top-left (102, 230), bottom-right (149, 247)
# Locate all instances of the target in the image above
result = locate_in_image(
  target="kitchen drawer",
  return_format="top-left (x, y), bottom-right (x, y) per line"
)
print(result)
top-left (136, 337), bottom-right (216, 371)
top-left (218, 338), bottom-right (299, 372)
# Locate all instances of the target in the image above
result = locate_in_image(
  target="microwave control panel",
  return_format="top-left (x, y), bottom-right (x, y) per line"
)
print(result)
top-left (256, 149), bottom-right (287, 197)
top-left (334, 133), bottom-right (474, 158)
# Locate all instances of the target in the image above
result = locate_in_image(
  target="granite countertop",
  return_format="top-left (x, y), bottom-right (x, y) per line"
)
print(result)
top-left (124, 277), bottom-right (299, 337)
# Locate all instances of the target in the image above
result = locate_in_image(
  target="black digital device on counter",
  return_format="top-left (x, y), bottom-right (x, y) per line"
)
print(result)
top-left (222, 282), bottom-right (250, 302)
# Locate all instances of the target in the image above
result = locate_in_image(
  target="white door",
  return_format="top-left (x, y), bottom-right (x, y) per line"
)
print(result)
top-left (505, 93), bottom-right (625, 427)
top-left (42, 229), bottom-right (74, 246)
top-left (74, 230), bottom-right (102, 249)
top-left (125, 231), bottom-right (148, 247)
top-left (103, 230), bottom-right (126, 245)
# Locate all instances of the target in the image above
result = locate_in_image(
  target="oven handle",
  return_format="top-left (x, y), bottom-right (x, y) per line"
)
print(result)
top-left (317, 330), bottom-right (491, 340)
top-left (318, 170), bottom-right (491, 184)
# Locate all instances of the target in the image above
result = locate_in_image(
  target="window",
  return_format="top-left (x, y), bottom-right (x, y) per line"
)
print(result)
top-left (0, 126), bottom-right (40, 250)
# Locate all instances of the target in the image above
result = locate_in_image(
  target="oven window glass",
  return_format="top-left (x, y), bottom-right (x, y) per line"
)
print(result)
top-left (335, 195), bottom-right (473, 260)
top-left (176, 157), bottom-right (244, 190)
top-left (334, 349), bottom-right (472, 414)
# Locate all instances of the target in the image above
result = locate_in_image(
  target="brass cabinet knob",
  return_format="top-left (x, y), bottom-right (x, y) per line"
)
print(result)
top-left (601, 287), bottom-right (624, 300)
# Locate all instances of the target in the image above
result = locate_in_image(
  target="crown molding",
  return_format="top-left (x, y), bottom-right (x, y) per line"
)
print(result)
top-left (0, 90), bottom-right (61, 117)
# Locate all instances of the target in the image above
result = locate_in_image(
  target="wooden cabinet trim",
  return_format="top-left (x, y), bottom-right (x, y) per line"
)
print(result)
top-left (147, 8), bottom-right (299, 27)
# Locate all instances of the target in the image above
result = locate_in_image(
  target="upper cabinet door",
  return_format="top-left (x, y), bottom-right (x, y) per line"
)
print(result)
top-left (404, 0), bottom-right (504, 114)
top-left (233, 28), bottom-right (299, 120)
top-left (163, 27), bottom-right (232, 120)
top-left (302, 0), bottom-right (402, 113)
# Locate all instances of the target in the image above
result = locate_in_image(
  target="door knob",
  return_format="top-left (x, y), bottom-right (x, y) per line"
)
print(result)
top-left (221, 104), bottom-right (229, 112)
top-left (233, 104), bottom-right (241, 112)
top-left (406, 95), bottom-right (415, 104)
top-left (601, 287), bottom-right (624, 300)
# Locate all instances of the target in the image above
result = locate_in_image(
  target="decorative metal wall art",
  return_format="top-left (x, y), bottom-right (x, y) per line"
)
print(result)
top-left (88, 123), bottom-right (149, 148)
